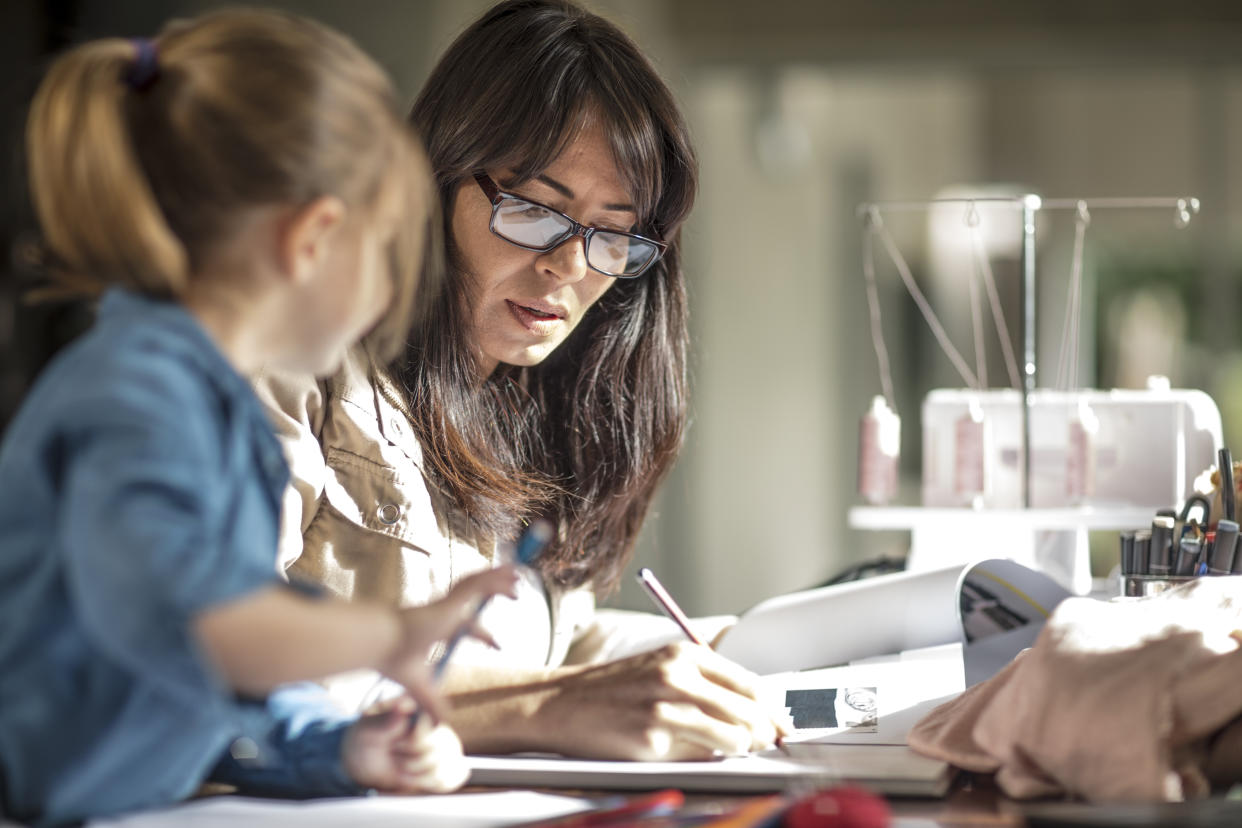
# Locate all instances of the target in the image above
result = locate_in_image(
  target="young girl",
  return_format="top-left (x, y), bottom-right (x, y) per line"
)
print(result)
top-left (0, 9), bottom-right (517, 827)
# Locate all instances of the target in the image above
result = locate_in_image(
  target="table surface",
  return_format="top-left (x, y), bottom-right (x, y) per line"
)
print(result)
top-left (531, 773), bottom-right (1025, 827)
top-left (886, 774), bottom-right (1023, 826)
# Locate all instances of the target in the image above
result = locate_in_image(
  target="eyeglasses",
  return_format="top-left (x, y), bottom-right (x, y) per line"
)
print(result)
top-left (473, 172), bottom-right (666, 279)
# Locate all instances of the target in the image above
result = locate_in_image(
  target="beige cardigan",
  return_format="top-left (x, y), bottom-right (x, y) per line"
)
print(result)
top-left (253, 348), bottom-right (599, 702)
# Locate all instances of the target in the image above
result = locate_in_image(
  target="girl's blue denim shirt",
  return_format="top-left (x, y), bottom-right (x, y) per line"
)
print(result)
top-left (0, 289), bottom-right (363, 827)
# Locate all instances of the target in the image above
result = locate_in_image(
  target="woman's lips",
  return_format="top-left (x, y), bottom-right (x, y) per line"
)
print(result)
top-left (506, 300), bottom-right (565, 336)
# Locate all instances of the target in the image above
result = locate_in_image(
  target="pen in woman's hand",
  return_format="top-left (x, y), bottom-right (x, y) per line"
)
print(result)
top-left (636, 567), bottom-right (705, 645)
top-left (635, 567), bottom-right (792, 755)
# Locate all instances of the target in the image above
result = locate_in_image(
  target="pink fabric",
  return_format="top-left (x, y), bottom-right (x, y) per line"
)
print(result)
top-left (908, 577), bottom-right (1242, 802)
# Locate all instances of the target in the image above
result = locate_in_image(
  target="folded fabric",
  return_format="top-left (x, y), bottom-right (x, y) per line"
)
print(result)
top-left (908, 576), bottom-right (1242, 802)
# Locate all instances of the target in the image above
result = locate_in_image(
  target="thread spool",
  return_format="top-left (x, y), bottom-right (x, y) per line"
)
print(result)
top-left (1065, 401), bottom-right (1098, 504)
top-left (953, 398), bottom-right (987, 507)
top-left (858, 396), bottom-right (900, 505)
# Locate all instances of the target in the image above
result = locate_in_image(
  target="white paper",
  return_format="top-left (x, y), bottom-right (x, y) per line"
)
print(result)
top-left (715, 558), bottom-right (1071, 680)
top-left (761, 643), bottom-right (966, 745)
top-left (715, 565), bottom-right (966, 674)
top-left (84, 790), bottom-right (593, 828)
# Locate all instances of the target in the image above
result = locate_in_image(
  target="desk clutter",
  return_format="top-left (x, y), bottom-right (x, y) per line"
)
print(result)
top-left (1119, 448), bottom-right (1242, 597)
top-left (517, 786), bottom-right (890, 828)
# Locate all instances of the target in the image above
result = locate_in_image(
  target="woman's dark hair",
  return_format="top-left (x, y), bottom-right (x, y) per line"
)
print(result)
top-left (400, 0), bottom-right (697, 593)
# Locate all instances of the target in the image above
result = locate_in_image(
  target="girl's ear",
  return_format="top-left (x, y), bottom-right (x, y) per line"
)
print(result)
top-left (278, 196), bottom-right (346, 285)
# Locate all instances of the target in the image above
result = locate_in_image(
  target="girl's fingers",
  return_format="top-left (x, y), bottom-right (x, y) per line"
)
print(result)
top-left (449, 565), bottom-right (520, 605)
top-left (394, 760), bottom-right (468, 793)
top-left (400, 565), bottom-right (520, 644)
top-left (465, 619), bottom-right (501, 650)
top-left (364, 693), bottom-right (417, 716)
top-left (394, 676), bottom-right (449, 726)
top-left (391, 724), bottom-right (468, 793)
top-left (395, 707), bottom-right (436, 752)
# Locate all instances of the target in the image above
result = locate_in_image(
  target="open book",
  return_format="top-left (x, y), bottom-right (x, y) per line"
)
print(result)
top-left (717, 558), bottom-right (1073, 684)
top-left (467, 559), bottom-right (1071, 796)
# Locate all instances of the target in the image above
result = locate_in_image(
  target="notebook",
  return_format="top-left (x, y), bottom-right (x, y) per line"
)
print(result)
top-left (466, 745), bottom-right (956, 798)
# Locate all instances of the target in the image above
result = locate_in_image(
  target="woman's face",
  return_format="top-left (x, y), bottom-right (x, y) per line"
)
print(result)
top-left (451, 124), bottom-right (635, 376)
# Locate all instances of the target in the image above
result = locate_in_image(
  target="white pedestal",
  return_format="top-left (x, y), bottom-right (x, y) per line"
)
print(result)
top-left (848, 506), bottom-right (1154, 594)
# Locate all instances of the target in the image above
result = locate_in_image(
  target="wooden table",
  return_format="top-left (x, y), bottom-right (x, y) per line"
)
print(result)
top-left (887, 774), bottom-right (1024, 826)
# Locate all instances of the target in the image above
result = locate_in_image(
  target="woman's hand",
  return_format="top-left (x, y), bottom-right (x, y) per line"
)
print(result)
top-left (341, 695), bottom-right (469, 793)
top-left (379, 565), bottom-right (520, 721)
top-left (447, 642), bottom-right (786, 760)
top-left (540, 642), bottom-right (784, 760)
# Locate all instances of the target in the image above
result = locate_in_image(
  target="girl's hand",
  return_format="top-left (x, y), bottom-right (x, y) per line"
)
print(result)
top-left (379, 565), bottom-right (520, 721)
top-left (342, 696), bottom-right (469, 793)
top-left (530, 642), bottom-right (786, 760)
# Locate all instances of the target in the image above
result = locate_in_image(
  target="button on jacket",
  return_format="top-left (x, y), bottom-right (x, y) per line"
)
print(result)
top-left (0, 290), bottom-right (360, 827)
top-left (254, 348), bottom-right (599, 709)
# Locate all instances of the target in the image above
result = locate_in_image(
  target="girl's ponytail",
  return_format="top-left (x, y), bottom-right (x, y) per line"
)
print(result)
top-left (26, 39), bottom-right (187, 297)
top-left (24, 8), bottom-right (431, 352)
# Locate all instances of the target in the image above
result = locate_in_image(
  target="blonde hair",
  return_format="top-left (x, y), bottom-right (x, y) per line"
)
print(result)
top-left (25, 8), bottom-right (436, 362)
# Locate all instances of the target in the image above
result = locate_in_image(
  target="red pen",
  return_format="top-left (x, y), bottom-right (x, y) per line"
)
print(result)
top-left (636, 568), bottom-right (704, 644)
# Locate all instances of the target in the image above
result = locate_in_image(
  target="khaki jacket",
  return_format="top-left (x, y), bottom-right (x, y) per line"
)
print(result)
top-left (253, 348), bottom-right (597, 675)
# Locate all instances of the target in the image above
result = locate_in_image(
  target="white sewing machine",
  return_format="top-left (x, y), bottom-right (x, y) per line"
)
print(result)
top-left (851, 382), bottom-right (1224, 594)
top-left (921, 384), bottom-right (1223, 511)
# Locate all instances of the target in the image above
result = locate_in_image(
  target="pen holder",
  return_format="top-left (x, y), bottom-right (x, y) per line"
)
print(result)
top-left (1117, 525), bottom-right (1206, 598)
top-left (1119, 573), bottom-right (1198, 598)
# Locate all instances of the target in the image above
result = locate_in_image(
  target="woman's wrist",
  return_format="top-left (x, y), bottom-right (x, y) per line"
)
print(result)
top-left (442, 664), bottom-right (582, 754)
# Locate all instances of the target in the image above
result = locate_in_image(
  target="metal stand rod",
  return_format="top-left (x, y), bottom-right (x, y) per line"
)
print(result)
top-left (1020, 194), bottom-right (1039, 508)
top-left (855, 195), bottom-right (1199, 215)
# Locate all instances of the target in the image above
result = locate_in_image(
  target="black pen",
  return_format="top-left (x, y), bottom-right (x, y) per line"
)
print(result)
top-left (1149, 516), bottom-right (1175, 576)
top-left (1174, 537), bottom-right (1202, 577)
top-left (1118, 531), bottom-right (1136, 576)
top-left (1221, 448), bottom-right (1236, 524)
top-left (636, 567), bottom-right (790, 755)
top-left (1211, 519), bottom-right (1239, 575)
top-left (1133, 530), bottom-right (1151, 576)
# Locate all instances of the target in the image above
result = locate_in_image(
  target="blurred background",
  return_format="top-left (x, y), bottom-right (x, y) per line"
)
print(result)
top-left (3, 1), bottom-right (1242, 616)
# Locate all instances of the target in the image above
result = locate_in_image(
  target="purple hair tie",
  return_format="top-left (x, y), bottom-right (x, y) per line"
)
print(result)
top-left (123, 38), bottom-right (159, 91)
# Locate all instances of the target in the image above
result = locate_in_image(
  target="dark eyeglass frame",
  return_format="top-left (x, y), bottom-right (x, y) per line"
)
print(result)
top-left (473, 172), bottom-right (667, 279)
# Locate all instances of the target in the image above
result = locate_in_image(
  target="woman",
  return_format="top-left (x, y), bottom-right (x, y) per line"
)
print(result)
top-left (257, 0), bottom-right (779, 761)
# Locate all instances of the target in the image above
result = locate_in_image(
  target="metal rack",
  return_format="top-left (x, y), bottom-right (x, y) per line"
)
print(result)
top-left (854, 194), bottom-right (1200, 507)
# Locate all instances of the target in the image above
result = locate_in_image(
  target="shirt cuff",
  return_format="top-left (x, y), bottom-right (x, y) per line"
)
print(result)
top-left (209, 684), bottom-right (371, 799)
top-left (283, 719), bottom-right (368, 797)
